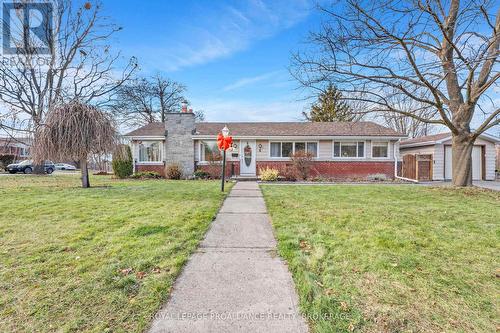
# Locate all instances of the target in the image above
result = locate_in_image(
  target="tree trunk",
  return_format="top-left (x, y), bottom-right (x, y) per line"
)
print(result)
top-left (81, 159), bottom-right (90, 188)
top-left (451, 133), bottom-right (474, 187)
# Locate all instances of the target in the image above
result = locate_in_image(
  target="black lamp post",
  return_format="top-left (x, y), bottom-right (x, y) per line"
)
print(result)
top-left (221, 125), bottom-right (229, 192)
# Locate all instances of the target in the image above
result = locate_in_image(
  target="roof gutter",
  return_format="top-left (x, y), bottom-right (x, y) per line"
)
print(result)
top-left (192, 135), bottom-right (407, 140)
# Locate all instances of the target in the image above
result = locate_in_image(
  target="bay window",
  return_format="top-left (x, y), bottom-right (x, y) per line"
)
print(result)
top-left (372, 141), bottom-right (389, 158)
top-left (333, 141), bottom-right (365, 158)
top-left (138, 141), bottom-right (162, 162)
top-left (270, 141), bottom-right (318, 158)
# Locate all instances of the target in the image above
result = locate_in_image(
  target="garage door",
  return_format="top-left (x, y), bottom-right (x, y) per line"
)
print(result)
top-left (445, 146), bottom-right (482, 180)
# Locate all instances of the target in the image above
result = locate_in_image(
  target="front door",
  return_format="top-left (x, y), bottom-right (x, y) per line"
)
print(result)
top-left (240, 140), bottom-right (256, 176)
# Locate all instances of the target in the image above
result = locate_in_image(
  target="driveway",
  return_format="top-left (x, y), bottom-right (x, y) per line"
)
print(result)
top-left (473, 180), bottom-right (500, 191)
top-left (418, 180), bottom-right (500, 191)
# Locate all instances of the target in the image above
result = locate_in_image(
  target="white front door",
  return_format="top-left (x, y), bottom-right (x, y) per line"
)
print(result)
top-left (445, 145), bottom-right (482, 180)
top-left (240, 140), bottom-right (256, 176)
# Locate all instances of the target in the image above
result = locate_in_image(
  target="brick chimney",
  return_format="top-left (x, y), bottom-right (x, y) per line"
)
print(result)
top-left (181, 101), bottom-right (188, 113)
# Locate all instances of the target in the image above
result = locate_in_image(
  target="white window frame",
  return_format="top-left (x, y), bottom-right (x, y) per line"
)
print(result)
top-left (19, 147), bottom-right (29, 157)
top-left (332, 141), bottom-right (366, 159)
top-left (199, 140), bottom-right (222, 164)
top-left (371, 141), bottom-right (389, 159)
top-left (137, 140), bottom-right (163, 164)
top-left (268, 141), bottom-right (319, 159)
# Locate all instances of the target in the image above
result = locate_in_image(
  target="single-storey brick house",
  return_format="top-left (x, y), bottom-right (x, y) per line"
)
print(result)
top-left (400, 132), bottom-right (499, 181)
top-left (0, 137), bottom-right (31, 161)
top-left (124, 111), bottom-right (407, 179)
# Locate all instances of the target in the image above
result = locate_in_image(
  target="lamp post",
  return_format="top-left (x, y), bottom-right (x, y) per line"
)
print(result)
top-left (221, 125), bottom-right (229, 192)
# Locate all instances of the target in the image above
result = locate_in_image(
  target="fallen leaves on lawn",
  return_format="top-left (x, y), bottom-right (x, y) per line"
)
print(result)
top-left (324, 288), bottom-right (335, 296)
top-left (340, 301), bottom-right (349, 311)
top-left (152, 267), bottom-right (161, 274)
top-left (299, 240), bottom-right (312, 252)
top-left (136, 271), bottom-right (146, 279)
top-left (119, 268), bottom-right (133, 276)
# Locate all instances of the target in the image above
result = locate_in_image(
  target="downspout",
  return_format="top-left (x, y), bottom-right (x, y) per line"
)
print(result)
top-left (393, 139), bottom-right (418, 183)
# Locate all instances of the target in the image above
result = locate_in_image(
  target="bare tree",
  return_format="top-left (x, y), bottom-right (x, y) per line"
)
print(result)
top-left (111, 75), bottom-right (186, 126)
top-left (153, 74), bottom-right (186, 122)
top-left (291, 0), bottom-right (499, 186)
top-left (377, 96), bottom-right (438, 138)
top-left (0, 0), bottom-right (137, 134)
top-left (33, 101), bottom-right (116, 188)
top-left (193, 109), bottom-right (206, 122)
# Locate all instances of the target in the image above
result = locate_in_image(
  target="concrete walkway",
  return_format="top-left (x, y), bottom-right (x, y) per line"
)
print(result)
top-left (148, 182), bottom-right (308, 333)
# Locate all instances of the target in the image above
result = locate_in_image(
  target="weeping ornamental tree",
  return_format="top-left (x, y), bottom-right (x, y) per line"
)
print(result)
top-left (33, 101), bottom-right (117, 188)
top-left (292, 0), bottom-right (500, 186)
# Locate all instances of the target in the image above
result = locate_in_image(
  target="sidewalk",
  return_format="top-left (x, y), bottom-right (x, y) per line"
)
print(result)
top-left (148, 182), bottom-right (308, 333)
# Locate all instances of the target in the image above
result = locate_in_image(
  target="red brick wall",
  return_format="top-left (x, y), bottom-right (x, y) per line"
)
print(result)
top-left (256, 161), bottom-right (395, 180)
top-left (196, 161), bottom-right (240, 178)
top-left (135, 160), bottom-right (394, 180)
top-left (136, 164), bottom-right (166, 177)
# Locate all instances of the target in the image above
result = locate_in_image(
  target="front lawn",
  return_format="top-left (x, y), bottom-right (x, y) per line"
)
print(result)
top-left (261, 184), bottom-right (499, 333)
top-left (0, 175), bottom-right (230, 332)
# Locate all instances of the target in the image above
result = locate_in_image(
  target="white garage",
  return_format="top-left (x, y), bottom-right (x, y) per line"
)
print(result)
top-left (444, 145), bottom-right (483, 180)
top-left (400, 132), bottom-right (499, 181)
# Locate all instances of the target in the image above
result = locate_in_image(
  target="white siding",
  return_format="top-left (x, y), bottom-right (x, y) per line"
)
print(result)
top-left (433, 144), bottom-right (445, 180)
top-left (256, 140), bottom-right (268, 160)
top-left (318, 140), bottom-right (332, 160)
top-left (228, 140), bottom-right (240, 161)
top-left (365, 140), bottom-right (372, 159)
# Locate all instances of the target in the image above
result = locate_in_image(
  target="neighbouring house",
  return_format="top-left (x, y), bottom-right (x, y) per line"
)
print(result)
top-left (0, 137), bottom-right (31, 161)
top-left (399, 132), bottom-right (499, 181)
top-left (124, 111), bottom-right (407, 180)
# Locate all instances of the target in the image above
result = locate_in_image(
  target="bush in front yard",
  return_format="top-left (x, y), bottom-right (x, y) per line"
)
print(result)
top-left (290, 150), bottom-right (314, 180)
top-left (165, 163), bottom-right (183, 179)
top-left (130, 171), bottom-right (163, 179)
top-left (194, 169), bottom-right (210, 179)
top-left (112, 145), bottom-right (133, 178)
top-left (259, 167), bottom-right (279, 181)
top-left (0, 154), bottom-right (15, 169)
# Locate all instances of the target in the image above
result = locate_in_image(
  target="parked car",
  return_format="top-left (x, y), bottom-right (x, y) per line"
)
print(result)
top-left (55, 163), bottom-right (77, 171)
top-left (5, 160), bottom-right (55, 174)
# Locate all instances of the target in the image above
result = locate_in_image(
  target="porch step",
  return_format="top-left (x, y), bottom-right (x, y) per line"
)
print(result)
top-left (232, 175), bottom-right (259, 181)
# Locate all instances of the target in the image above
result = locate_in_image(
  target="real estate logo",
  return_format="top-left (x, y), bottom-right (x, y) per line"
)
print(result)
top-left (1, 0), bottom-right (54, 56)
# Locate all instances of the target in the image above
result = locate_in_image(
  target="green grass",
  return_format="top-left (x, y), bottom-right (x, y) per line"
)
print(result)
top-left (261, 184), bottom-right (499, 333)
top-left (0, 175), bottom-right (231, 332)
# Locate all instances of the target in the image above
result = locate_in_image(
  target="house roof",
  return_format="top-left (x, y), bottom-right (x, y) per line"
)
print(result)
top-left (400, 133), bottom-right (451, 146)
top-left (0, 137), bottom-right (32, 146)
top-left (124, 121), bottom-right (406, 138)
top-left (124, 122), bottom-right (165, 137)
top-left (401, 132), bottom-right (500, 147)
